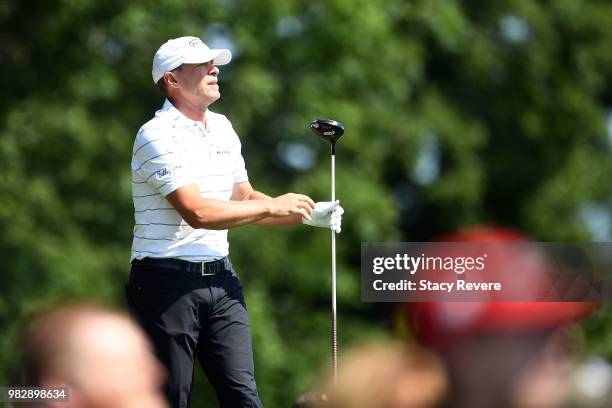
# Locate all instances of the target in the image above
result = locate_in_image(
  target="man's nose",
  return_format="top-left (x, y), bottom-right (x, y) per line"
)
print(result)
top-left (210, 65), bottom-right (219, 76)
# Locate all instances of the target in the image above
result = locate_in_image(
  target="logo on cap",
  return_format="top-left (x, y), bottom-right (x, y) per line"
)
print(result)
top-left (189, 38), bottom-right (203, 47)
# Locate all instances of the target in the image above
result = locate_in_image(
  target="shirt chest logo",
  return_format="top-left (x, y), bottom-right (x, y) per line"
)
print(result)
top-left (215, 148), bottom-right (231, 156)
top-left (206, 143), bottom-right (231, 159)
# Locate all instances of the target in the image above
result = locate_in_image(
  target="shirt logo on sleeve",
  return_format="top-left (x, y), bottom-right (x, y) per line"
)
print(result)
top-left (155, 165), bottom-right (182, 180)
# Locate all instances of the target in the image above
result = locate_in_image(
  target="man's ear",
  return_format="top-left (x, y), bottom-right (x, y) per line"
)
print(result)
top-left (164, 72), bottom-right (179, 88)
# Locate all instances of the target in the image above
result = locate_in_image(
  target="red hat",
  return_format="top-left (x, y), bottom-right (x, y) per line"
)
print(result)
top-left (406, 226), bottom-right (597, 349)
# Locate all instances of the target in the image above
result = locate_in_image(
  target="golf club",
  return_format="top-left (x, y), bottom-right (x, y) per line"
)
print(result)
top-left (310, 118), bottom-right (344, 382)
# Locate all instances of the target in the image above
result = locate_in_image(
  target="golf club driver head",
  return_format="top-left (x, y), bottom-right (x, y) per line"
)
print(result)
top-left (310, 118), bottom-right (344, 146)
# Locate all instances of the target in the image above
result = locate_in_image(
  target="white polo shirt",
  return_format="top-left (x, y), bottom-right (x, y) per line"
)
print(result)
top-left (130, 99), bottom-right (248, 261)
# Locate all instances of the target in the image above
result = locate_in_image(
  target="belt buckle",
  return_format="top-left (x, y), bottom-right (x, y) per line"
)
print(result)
top-left (201, 261), bottom-right (217, 276)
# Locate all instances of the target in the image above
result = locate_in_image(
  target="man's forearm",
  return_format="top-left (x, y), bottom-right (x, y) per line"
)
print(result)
top-left (247, 190), bottom-right (272, 200)
top-left (254, 214), bottom-right (303, 227)
top-left (184, 198), bottom-right (272, 230)
top-left (247, 190), bottom-right (303, 227)
top-left (168, 184), bottom-right (314, 230)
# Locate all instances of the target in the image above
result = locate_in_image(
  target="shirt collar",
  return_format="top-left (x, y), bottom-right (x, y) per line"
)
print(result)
top-left (159, 99), bottom-right (212, 130)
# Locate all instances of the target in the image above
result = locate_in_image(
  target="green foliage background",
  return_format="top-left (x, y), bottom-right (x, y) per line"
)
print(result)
top-left (2, 0), bottom-right (612, 406)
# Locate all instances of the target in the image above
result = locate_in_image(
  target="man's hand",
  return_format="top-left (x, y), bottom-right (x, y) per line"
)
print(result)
top-left (302, 201), bottom-right (344, 233)
top-left (268, 193), bottom-right (315, 220)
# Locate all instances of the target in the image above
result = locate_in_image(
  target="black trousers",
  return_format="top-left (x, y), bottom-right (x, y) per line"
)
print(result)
top-left (125, 258), bottom-right (263, 408)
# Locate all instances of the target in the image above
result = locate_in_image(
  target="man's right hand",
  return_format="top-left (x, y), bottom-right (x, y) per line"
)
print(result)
top-left (268, 193), bottom-right (315, 221)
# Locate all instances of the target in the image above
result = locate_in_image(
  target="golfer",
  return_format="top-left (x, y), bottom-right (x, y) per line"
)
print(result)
top-left (126, 36), bottom-right (343, 408)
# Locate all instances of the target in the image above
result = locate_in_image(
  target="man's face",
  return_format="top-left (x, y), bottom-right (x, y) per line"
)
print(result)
top-left (173, 61), bottom-right (220, 106)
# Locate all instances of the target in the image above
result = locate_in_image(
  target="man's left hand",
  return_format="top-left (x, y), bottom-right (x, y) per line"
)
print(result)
top-left (302, 201), bottom-right (344, 233)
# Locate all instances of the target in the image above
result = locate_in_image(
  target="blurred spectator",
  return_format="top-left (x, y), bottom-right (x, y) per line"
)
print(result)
top-left (405, 226), bottom-right (599, 408)
top-left (19, 302), bottom-right (168, 408)
top-left (292, 392), bottom-right (327, 408)
top-left (306, 342), bottom-right (447, 408)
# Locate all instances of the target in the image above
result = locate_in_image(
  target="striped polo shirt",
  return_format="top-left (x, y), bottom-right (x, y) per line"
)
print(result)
top-left (130, 99), bottom-right (248, 261)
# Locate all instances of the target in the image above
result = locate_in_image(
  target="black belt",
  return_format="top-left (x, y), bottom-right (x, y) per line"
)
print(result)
top-left (132, 257), bottom-right (229, 276)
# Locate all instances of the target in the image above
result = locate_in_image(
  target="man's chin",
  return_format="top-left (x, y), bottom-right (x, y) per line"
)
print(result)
top-left (208, 92), bottom-right (221, 104)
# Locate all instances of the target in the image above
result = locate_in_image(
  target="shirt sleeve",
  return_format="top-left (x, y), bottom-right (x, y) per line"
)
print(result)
top-left (132, 127), bottom-right (196, 196)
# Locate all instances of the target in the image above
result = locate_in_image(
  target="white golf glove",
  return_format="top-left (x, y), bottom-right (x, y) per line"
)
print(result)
top-left (303, 201), bottom-right (344, 233)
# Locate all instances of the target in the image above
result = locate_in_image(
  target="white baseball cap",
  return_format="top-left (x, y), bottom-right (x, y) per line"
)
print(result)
top-left (152, 36), bottom-right (232, 83)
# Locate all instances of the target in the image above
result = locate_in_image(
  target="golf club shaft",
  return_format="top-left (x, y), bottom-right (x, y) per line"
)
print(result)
top-left (331, 147), bottom-right (338, 382)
